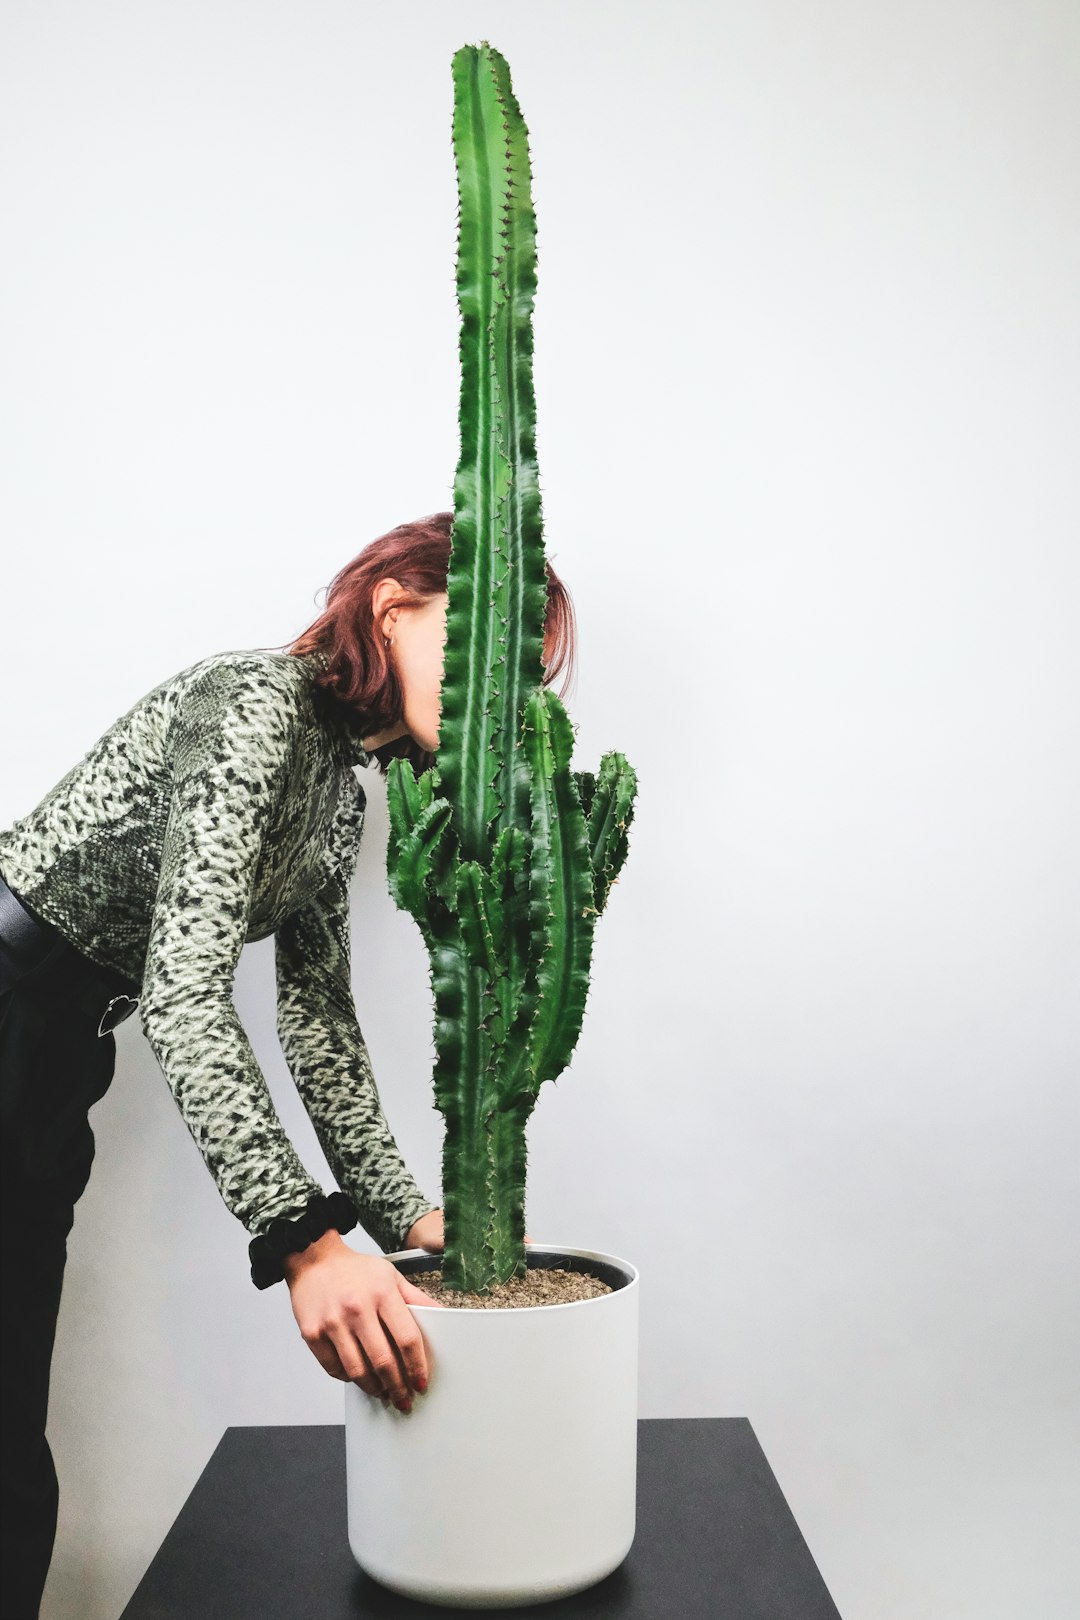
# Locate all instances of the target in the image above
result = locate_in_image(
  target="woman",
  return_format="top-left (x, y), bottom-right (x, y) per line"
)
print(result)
top-left (0, 509), bottom-right (573, 1618)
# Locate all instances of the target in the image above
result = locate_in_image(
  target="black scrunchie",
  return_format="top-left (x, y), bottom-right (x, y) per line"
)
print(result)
top-left (248, 1191), bottom-right (360, 1290)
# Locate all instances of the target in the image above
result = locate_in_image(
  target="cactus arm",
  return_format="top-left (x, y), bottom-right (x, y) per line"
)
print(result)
top-left (584, 753), bottom-right (639, 917)
top-left (386, 797), bottom-right (455, 919)
top-left (456, 860), bottom-right (504, 996)
top-left (520, 687), bottom-right (596, 1089)
top-left (572, 769), bottom-right (596, 824)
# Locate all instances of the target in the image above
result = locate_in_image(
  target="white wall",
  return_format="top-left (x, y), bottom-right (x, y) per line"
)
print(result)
top-left (1, 2), bottom-right (1077, 1616)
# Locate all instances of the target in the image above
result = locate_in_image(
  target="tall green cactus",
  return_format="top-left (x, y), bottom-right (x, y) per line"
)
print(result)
top-left (385, 40), bottom-right (638, 1294)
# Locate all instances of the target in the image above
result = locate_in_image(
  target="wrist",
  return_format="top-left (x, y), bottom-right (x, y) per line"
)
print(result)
top-left (248, 1190), bottom-right (360, 1290)
top-left (405, 1205), bottom-right (443, 1250)
top-left (282, 1227), bottom-right (348, 1285)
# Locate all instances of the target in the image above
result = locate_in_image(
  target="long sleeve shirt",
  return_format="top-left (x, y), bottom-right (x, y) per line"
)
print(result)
top-left (0, 647), bottom-right (440, 1259)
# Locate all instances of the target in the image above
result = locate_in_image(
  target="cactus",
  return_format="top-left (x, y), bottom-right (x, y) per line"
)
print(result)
top-left (385, 41), bottom-right (638, 1294)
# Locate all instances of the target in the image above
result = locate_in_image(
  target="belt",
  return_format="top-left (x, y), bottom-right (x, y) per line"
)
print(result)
top-left (0, 872), bottom-right (141, 1037)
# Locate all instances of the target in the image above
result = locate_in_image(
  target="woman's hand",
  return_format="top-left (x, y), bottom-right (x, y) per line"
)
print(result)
top-left (284, 1229), bottom-right (444, 1410)
top-left (405, 1207), bottom-right (534, 1249)
top-left (404, 1208), bottom-right (446, 1251)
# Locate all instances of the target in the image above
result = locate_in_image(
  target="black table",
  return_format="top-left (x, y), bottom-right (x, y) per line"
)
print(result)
top-left (120, 1420), bottom-right (842, 1618)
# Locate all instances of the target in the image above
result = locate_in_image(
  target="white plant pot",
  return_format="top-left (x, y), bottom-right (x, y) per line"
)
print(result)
top-left (345, 1243), bottom-right (640, 1609)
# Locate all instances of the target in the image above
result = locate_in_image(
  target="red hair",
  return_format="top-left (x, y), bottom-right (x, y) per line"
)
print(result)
top-left (277, 511), bottom-right (577, 778)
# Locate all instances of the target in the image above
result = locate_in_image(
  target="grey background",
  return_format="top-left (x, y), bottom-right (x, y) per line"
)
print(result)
top-left (1, 2), bottom-right (1077, 1617)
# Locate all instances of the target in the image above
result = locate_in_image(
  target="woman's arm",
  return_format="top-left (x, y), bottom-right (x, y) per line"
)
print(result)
top-left (274, 802), bottom-right (440, 1258)
top-left (139, 662), bottom-right (334, 1258)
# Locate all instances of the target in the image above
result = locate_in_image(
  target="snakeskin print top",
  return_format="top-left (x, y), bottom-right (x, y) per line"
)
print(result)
top-left (0, 647), bottom-right (439, 1259)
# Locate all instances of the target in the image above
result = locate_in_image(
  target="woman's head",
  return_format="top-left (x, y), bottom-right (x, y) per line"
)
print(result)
top-left (286, 511), bottom-right (576, 777)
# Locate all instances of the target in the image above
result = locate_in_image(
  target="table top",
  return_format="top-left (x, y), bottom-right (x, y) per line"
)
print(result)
top-left (120, 1419), bottom-right (841, 1618)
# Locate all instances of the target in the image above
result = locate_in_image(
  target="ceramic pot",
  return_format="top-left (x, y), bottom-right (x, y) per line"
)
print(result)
top-left (345, 1242), bottom-right (640, 1609)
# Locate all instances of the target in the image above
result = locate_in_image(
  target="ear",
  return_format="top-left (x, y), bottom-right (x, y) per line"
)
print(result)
top-left (371, 576), bottom-right (403, 638)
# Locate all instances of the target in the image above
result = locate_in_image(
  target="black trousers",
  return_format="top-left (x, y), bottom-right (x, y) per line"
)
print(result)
top-left (0, 878), bottom-right (139, 1620)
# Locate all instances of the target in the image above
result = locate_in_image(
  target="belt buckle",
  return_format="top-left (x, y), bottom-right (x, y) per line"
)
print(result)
top-left (97, 993), bottom-right (140, 1038)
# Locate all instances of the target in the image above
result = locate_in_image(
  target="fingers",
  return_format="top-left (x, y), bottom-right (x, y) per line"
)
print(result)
top-left (354, 1309), bottom-right (415, 1407)
top-left (304, 1333), bottom-right (352, 1384)
top-left (299, 1321), bottom-right (365, 1391)
top-left (323, 1296), bottom-right (424, 1407)
top-left (311, 1311), bottom-right (410, 1407)
top-left (290, 1252), bottom-right (434, 1409)
top-left (299, 1308), bottom-right (403, 1405)
top-left (323, 1321), bottom-right (387, 1403)
top-left (379, 1291), bottom-right (431, 1395)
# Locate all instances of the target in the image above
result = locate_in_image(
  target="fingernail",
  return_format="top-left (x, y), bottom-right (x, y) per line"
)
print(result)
top-left (396, 1398), bottom-right (412, 1413)
top-left (414, 1376), bottom-right (427, 1393)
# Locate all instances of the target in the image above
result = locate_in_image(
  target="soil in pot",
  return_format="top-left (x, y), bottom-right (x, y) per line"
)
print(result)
top-left (405, 1265), bottom-right (612, 1308)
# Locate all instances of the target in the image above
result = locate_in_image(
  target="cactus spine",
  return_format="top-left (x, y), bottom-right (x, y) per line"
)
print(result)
top-left (385, 41), bottom-right (638, 1294)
